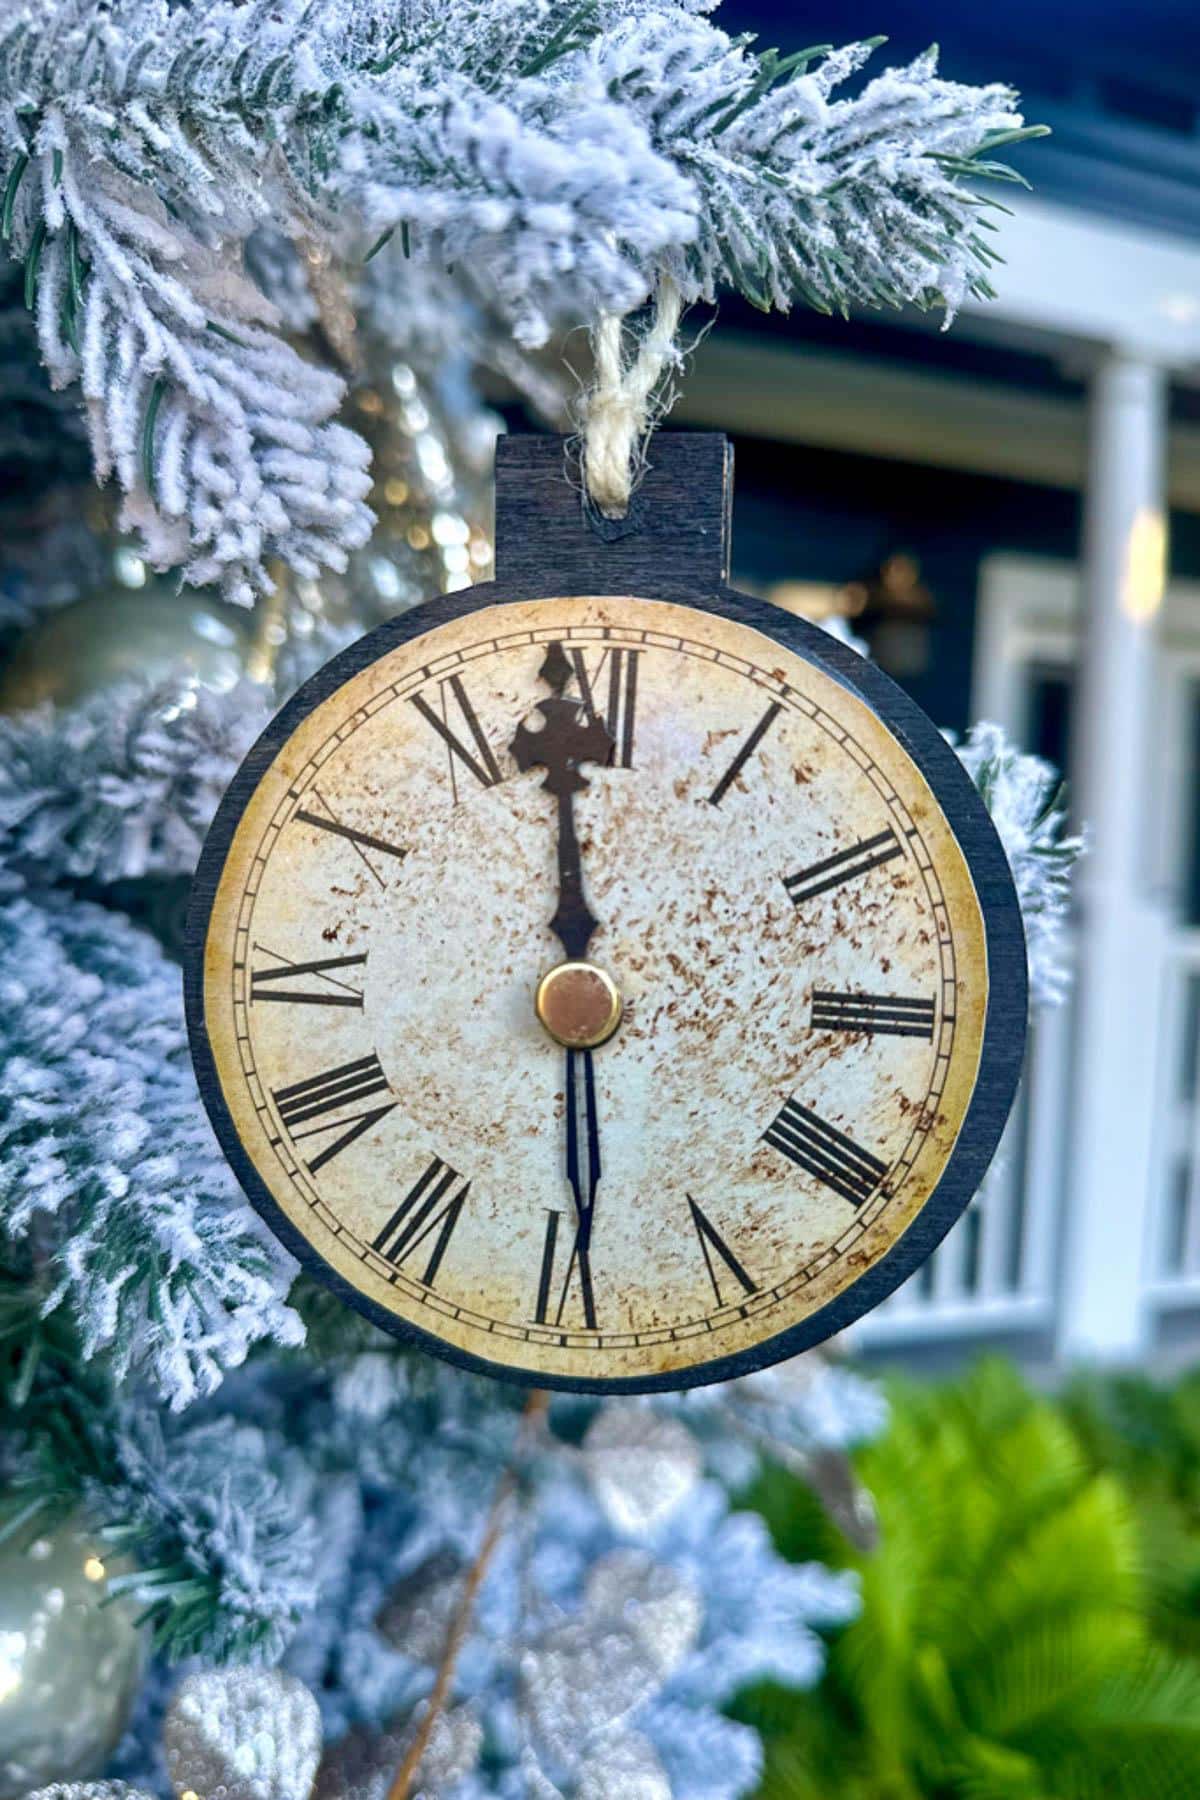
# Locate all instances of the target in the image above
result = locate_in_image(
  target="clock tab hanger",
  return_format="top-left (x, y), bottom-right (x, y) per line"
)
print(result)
top-left (493, 433), bottom-right (733, 599)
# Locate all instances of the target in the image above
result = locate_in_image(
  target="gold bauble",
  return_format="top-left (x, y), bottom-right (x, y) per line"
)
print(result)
top-left (274, 360), bottom-right (495, 666)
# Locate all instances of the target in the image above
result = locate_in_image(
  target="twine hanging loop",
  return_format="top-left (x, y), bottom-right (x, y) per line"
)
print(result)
top-left (582, 276), bottom-right (684, 520)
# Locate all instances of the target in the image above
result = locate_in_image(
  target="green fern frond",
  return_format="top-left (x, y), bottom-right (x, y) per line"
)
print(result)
top-left (746, 1360), bottom-right (1200, 1800)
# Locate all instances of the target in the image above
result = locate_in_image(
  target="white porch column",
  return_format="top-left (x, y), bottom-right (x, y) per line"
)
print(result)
top-left (1057, 353), bottom-right (1170, 1361)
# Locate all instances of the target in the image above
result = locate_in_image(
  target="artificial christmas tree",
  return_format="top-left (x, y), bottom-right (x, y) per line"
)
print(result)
top-left (0, 6), bottom-right (1075, 1795)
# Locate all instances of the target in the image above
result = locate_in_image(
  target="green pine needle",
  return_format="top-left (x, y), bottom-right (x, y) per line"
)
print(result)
top-left (141, 376), bottom-right (166, 499)
top-left (67, 221), bottom-right (85, 310)
top-left (1, 152), bottom-right (28, 242)
top-left (62, 220), bottom-right (87, 352)
top-left (205, 319), bottom-right (248, 346)
top-left (518, 2), bottom-right (598, 78)
top-left (23, 217), bottom-right (45, 309)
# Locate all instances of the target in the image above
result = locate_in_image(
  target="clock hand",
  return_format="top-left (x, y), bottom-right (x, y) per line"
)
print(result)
top-left (551, 781), bottom-right (594, 961)
top-left (565, 1045), bottom-right (602, 1218)
top-left (513, 643), bottom-right (617, 1333)
top-left (510, 641), bottom-right (614, 961)
top-left (562, 1044), bottom-right (600, 1329)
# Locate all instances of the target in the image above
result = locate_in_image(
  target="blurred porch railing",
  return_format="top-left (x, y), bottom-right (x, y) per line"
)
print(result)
top-left (855, 994), bottom-right (1068, 1350)
top-left (1147, 934), bottom-right (1200, 1311)
top-left (855, 935), bottom-right (1200, 1358)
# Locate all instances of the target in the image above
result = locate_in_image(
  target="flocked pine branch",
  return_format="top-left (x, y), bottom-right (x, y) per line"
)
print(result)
top-left (0, 1274), bottom-right (322, 1664)
top-left (590, 28), bottom-right (1030, 319)
top-left (955, 721), bottom-right (1083, 1007)
top-left (0, 1), bottom-right (1043, 603)
top-left (94, 1411), bottom-right (323, 1662)
top-left (10, 1309), bottom-right (869, 1756)
top-left (0, 677), bottom-right (270, 888)
top-left (0, 892), bottom-right (303, 1408)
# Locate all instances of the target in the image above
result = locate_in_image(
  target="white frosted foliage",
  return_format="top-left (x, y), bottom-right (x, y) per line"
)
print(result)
top-left (0, 678), bottom-right (270, 886)
top-left (954, 720), bottom-right (1083, 1007)
top-left (0, 892), bottom-right (303, 1406)
top-left (0, 2), bottom-right (1036, 600)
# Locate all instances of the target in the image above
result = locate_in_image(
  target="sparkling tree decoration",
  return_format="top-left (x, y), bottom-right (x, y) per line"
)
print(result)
top-left (162, 1671), bottom-right (322, 1800)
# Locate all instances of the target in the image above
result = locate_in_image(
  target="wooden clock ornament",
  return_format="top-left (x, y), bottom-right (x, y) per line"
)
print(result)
top-left (185, 436), bottom-right (1027, 1392)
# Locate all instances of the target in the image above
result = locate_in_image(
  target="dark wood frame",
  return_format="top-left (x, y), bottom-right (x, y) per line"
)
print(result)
top-left (185, 434), bottom-right (1028, 1392)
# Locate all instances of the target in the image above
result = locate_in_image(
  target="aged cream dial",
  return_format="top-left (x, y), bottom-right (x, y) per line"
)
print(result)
top-left (191, 593), bottom-right (1013, 1389)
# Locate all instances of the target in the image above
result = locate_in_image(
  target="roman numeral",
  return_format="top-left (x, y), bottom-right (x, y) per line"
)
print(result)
top-left (372, 1157), bottom-right (469, 1286)
top-left (763, 1100), bottom-right (887, 1208)
top-left (811, 989), bottom-right (936, 1040)
top-left (272, 1053), bottom-right (396, 1173)
top-left (293, 791), bottom-right (407, 887)
top-left (783, 828), bottom-right (903, 907)
top-left (707, 701), bottom-right (782, 806)
top-left (688, 1197), bottom-right (757, 1308)
top-left (533, 1209), bottom-right (597, 1330)
top-left (570, 646), bottom-right (640, 769)
top-left (293, 811), bottom-right (407, 862)
top-left (411, 674), bottom-right (502, 797)
top-left (251, 946), bottom-right (367, 1007)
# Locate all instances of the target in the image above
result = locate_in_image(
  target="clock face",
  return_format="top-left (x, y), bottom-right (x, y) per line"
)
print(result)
top-left (190, 593), bottom-right (1021, 1389)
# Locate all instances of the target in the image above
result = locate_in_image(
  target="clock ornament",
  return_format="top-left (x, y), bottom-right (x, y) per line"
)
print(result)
top-left (185, 435), bottom-right (1026, 1392)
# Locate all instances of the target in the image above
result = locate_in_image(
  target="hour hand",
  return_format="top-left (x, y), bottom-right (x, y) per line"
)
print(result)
top-left (510, 643), bottom-right (613, 961)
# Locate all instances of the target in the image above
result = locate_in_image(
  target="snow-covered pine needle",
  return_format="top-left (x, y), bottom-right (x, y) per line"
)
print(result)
top-left (0, 3), bottom-right (1040, 603)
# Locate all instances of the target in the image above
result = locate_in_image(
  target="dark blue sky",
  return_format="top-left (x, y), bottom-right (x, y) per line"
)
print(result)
top-left (714, 1), bottom-right (1200, 242)
top-left (715, 2), bottom-right (1200, 101)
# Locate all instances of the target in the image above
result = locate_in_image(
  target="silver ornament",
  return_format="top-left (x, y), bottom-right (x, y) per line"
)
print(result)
top-left (163, 1668), bottom-right (322, 1800)
top-left (374, 1551), bottom-right (464, 1665)
top-left (312, 1704), bottom-right (482, 1800)
top-left (583, 1552), bottom-right (702, 1680)
top-left (577, 1732), bottom-right (671, 1800)
top-left (0, 581), bottom-right (257, 713)
top-left (22, 1787), bottom-right (157, 1800)
top-left (582, 1408), bottom-right (702, 1535)
top-left (520, 1621), bottom-right (660, 1763)
top-left (0, 1517), bottom-right (144, 1799)
top-left (270, 358), bottom-right (496, 695)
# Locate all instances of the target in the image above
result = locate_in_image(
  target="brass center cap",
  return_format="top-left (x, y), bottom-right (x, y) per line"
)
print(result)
top-left (535, 961), bottom-right (623, 1049)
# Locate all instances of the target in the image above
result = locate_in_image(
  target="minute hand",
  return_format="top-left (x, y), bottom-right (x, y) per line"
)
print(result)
top-left (563, 1045), bottom-right (601, 1329)
top-left (565, 1046), bottom-right (602, 1221)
